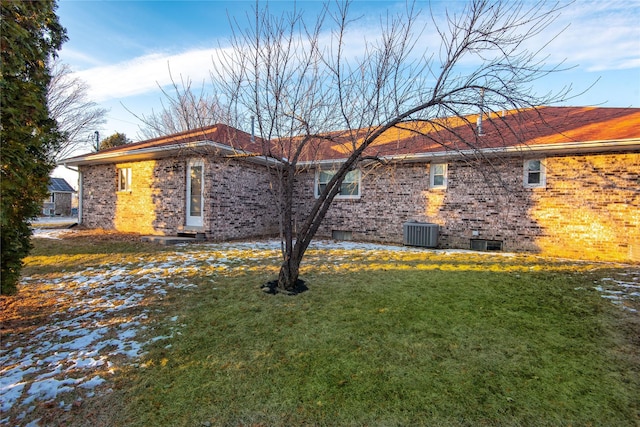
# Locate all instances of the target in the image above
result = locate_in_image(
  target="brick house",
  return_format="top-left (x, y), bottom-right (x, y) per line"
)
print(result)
top-left (42, 177), bottom-right (76, 216)
top-left (61, 107), bottom-right (640, 262)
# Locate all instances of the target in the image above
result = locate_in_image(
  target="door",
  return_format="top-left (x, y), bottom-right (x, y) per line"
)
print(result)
top-left (186, 160), bottom-right (204, 227)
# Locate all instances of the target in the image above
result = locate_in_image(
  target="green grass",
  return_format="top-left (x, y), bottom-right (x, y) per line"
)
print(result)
top-left (119, 256), bottom-right (637, 426)
top-left (24, 237), bottom-right (640, 426)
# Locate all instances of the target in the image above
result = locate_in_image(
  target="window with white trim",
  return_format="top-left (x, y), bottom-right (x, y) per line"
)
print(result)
top-left (429, 163), bottom-right (448, 189)
top-left (315, 169), bottom-right (360, 199)
top-left (524, 159), bottom-right (546, 188)
top-left (117, 167), bottom-right (132, 192)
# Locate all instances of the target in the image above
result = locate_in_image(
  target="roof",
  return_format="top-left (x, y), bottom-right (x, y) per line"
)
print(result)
top-left (61, 123), bottom-right (268, 167)
top-left (317, 106), bottom-right (640, 162)
top-left (95, 123), bottom-right (263, 155)
top-left (61, 107), bottom-right (640, 167)
top-left (48, 178), bottom-right (75, 193)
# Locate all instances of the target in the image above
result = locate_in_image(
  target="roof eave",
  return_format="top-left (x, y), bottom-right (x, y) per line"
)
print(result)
top-left (302, 138), bottom-right (640, 167)
top-left (59, 140), bottom-right (270, 167)
top-left (61, 137), bottom-right (640, 169)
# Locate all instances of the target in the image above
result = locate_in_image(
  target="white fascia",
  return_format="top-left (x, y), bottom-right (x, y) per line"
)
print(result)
top-left (59, 140), bottom-right (273, 167)
top-left (299, 138), bottom-right (640, 168)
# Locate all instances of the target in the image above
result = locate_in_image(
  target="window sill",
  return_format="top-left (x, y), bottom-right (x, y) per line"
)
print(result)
top-left (316, 195), bottom-right (361, 200)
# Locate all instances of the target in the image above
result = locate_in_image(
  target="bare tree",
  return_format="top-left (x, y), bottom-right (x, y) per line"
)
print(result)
top-left (47, 60), bottom-right (107, 159)
top-left (211, 0), bottom-right (573, 292)
top-left (132, 65), bottom-right (229, 140)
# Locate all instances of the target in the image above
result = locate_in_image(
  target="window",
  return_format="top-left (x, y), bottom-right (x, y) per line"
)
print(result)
top-left (315, 169), bottom-right (360, 199)
top-left (524, 159), bottom-right (546, 187)
top-left (117, 167), bottom-right (132, 192)
top-left (430, 163), bottom-right (447, 189)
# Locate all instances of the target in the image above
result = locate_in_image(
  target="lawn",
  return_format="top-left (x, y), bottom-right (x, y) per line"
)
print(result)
top-left (1, 230), bottom-right (638, 426)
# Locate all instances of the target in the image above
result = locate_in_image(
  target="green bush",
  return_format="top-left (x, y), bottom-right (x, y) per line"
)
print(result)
top-left (0, 0), bottom-right (66, 294)
top-left (1, 211), bottom-right (35, 294)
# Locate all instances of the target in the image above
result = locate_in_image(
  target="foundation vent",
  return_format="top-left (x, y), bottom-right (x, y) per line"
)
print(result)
top-left (470, 239), bottom-right (503, 251)
top-left (332, 230), bottom-right (353, 241)
top-left (403, 221), bottom-right (439, 248)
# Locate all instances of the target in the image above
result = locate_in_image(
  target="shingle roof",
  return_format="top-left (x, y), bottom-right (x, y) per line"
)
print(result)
top-left (61, 106), bottom-right (640, 166)
top-left (48, 178), bottom-right (75, 193)
top-left (313, 106), bottom-right (640, 161)
top-left (92, 123), bottom-right (263, 156)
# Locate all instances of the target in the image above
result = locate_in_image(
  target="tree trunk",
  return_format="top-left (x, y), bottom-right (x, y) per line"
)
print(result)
top-left (277, 255), bottom-right (301, 291)
top-left (276, 165), bottom-right (302, 293)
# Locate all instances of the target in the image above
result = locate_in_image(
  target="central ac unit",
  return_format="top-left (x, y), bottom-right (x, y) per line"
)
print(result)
top-left (403, 221), bottom-right (439, 248)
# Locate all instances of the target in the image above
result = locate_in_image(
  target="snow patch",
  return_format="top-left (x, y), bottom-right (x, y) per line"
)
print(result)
top-left (594, 273), bottom-right (640, 312)
top-left (4, 237), bottom-right (636, 425)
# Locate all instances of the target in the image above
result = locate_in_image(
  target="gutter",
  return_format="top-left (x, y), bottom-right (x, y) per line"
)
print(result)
top-left (59, 140), bottom-right (269, 167)
top-left (300, 138), bottom-right (640, 168)
top-left (59, 137), bottom-right (640, 169)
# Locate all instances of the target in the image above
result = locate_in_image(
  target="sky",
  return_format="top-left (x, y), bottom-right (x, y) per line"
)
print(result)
top-left (52, 0), bottom-right (640, 182)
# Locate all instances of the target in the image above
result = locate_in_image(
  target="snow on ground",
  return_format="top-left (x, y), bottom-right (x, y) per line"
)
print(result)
top-left (595, 273), bottom-right (640, 313)
top-left (0, 237), bottom-right (471, 424)
top-left (1, 234), bottom-right (233, 424)
top-left (29, 229), bottom-right (67, 240)
top-left (2, 234), bottom-right (638, 425)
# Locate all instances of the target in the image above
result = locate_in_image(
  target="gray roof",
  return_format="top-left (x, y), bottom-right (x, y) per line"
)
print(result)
top-left (48, 178), bottom-right (75, 193)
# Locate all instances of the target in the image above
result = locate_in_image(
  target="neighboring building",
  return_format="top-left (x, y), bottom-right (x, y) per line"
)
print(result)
top-left (43, 177), bottom-right (76, 216)
top-left (60, 107), bottom-right (640, 262)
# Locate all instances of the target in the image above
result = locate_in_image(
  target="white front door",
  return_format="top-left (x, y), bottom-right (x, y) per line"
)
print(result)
top-left (186, 160), bottom-right (204, 227)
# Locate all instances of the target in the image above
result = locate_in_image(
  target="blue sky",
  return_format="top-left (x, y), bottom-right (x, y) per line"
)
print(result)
top-left (55, 0), bottom-right (640, 147)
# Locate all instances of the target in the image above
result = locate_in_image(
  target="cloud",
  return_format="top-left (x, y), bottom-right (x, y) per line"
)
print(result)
top-left (74, 48), bottom-right (222, 102)
top-left (58, 46), bottom-right (105, 69)
top-left (73, 1), bottom-right (638, 104)
top-left (544, 1), bottom-right (640, 72)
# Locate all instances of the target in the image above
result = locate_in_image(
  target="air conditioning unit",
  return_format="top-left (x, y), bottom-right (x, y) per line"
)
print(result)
top-left (403, 221), bottom-right (439, 248)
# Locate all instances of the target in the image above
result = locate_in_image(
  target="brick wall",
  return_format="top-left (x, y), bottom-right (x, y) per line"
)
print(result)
top-left (292, 164), bottom-right (431, 242)
top-left (80, 151), bottom-right (639, 262)
top-left (80, 157), bottom-right (279, 240)
top-left (80, 163), bottom-right (117, 230)
top-left (532, 152), bottom-right (640, 262)
top-left (293, 152), bottom-right (640, 263)
top-left (206, 160), bottom-right (280, 241)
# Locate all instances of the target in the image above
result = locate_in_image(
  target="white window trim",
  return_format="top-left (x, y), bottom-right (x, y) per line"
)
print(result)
top-left (523, 158), bottom-right (546, 188)
top-left (117, 167), bottom-right (132, 192)
top-left (314, 169), bottom-right (361, 199)
top-left (429, 163), bottom-right (448, 189)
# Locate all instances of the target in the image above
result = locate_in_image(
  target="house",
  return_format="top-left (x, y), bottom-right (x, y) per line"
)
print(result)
top-left (42, 177), bottom-right (76, 216)
top-left (60, 106), bottom-right (640, 263)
